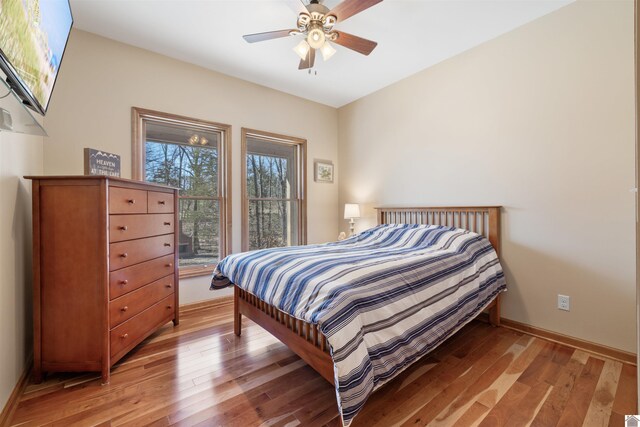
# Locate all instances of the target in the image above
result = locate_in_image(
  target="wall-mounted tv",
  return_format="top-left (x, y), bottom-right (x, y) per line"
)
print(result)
top-left (0, 0), bottom-right (73, 116)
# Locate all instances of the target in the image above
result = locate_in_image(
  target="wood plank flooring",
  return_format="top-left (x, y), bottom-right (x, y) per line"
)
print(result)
top-left (7, 299), bottom-right (637, 427)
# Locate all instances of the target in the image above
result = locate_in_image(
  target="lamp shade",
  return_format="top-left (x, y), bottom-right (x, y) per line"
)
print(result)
top-left (307, 26), bottom-right (325, 49)
top-left (344, 203), bottom-right (361, 219)
top-left (320, 41), bottom-right (336, 61)
top-left (293, 39), bottom-right (310, 60)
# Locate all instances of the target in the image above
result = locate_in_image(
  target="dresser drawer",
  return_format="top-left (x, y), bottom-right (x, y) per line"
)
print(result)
top-left (110, 295), bottom-right (175, 358)
top-left (148, 191), bottom-right (174, 214)
top-left (109, 187), bottom-right (148, 214)
top-left (109, 213), bottom-right (174, 243)
top-left (109, 254), bottom-right (174, 299)
top-left (109, 234), bottom-right (175, 271)
top-left (109, 275), bottom-right (175, 328)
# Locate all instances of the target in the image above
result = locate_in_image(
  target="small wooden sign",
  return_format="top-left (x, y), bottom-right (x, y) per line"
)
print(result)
top-left (84, 148), bottom-right (121, 177)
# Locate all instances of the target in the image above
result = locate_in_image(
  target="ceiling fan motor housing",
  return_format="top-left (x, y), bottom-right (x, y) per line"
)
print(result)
top-left (297, 2), bottom-right (336, 36)
top-left (306, 2), bottom-right (329, 15)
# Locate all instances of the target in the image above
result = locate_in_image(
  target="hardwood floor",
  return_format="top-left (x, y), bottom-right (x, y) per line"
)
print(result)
top-left (7, 299), bottom-right (637, 427)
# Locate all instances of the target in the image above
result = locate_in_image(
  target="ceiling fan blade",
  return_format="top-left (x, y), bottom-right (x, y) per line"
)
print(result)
top-left (286, 0), bottom-right (308, 15)
top-left (326, 0), bottom-right (383, 23)
top-left (298, 48), bottom-right (316, 70)
top-left (243, 29), bottom-right (294, 43)
top-left (332, 31), bottom-right (378, 56)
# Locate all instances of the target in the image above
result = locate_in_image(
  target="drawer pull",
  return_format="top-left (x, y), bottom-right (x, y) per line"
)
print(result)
top-left (166, 305), bottom-right (172, 310)
top-left (121, 333), bottom-right (129, 339)
top-left (165, 263), bottom-right (173, 268)
top-left (164, 222), bottom-right (171, 226)
top-left (119, 225), bottom-right (128, 231)
top-left (166, 284), bottom-right (172, 289)
top-left (120, 253), bottom-right (128, 258)
top-left (127, 199), bottom-right (136, 205)
top-left (158, 200), bottom-right (166, 205)
top-left (120, 279), bottom-right (128, 285)
top-left (121, 306), bottom-right (128, 312)
top-left (164, 243), bottom-right (171, 247)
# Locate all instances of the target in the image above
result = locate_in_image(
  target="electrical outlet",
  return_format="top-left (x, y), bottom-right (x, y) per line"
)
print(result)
top-left (558, 294), bottom-right (570, 311)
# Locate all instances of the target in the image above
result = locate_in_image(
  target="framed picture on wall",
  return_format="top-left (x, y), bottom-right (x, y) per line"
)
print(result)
top-left (314, 160), bottom-right (334, 183)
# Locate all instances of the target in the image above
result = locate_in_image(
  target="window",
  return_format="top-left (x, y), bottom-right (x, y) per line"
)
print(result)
top-left (242, 128), bottom-right (306, 251)
top-left (132, 108), bottom-right (231, 278)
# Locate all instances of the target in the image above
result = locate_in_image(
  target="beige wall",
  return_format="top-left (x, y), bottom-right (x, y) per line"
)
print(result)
top-left (338, 0), bottom-right (636, 352)
top-left (0, 132), bottom-right (43, 410)
top-left (43, 30), bottom-right (339, 304)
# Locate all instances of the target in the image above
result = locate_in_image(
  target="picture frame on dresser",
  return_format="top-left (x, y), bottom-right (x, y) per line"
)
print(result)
top-left (26, 176), bottom-right (180, 384)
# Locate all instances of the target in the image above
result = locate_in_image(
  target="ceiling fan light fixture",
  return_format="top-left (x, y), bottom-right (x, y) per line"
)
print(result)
top-left (293, 39), bottom-right (310, 60)
top-left (320, 41), bottom-right (336, 61)
top-left (307, 27), bottom-right (325, 49)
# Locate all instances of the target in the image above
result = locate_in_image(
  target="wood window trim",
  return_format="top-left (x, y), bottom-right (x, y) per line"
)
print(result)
top-left (179, 265), bottom-right (216, 279)
top-left (132, 107), bottom-right (232, 279)
top-left (241, 127), bottom-right (307, 252)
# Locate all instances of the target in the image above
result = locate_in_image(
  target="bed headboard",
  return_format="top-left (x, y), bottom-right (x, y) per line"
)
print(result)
top-left (375, 206), bottom-right (502, 254)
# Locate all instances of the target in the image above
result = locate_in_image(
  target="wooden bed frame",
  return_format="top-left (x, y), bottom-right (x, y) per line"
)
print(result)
top-left (234, 206), bottom-right (502, 385)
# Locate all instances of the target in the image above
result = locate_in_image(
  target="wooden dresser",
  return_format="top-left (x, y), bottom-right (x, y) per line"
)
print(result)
top-left (26, 176), bottom-right (179, 384)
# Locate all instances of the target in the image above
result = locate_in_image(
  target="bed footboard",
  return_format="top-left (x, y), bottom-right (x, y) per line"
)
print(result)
top-left (234, 286), bottom-right (502, 387)
top-left (234, 286), bottom-right (335, 384)
top-left (488, 295), bottom-right (501, 326)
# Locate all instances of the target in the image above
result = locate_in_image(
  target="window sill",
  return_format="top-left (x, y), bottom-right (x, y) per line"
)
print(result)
top-left (179, 266), bottom-right (216, 280)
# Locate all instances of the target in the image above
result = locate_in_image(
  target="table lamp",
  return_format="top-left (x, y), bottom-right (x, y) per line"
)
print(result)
top-left (344, 203), bottom-right (361, 236)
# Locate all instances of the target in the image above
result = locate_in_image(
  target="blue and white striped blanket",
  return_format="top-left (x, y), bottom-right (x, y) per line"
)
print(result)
top-left (212, 224), bottom-right (506, 426)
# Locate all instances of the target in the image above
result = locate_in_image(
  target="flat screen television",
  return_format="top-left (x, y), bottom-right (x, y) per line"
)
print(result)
top-left (0, 0), bottom-right (73, 115)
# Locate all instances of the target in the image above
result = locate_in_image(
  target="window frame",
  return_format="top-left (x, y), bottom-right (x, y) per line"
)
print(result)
top-left (132, 107), bottom-right (232, 279)
top-left (241, 128), bottom-right (307, 252)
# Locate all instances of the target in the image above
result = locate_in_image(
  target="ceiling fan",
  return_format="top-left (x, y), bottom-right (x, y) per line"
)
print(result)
top-left (242, 0), bottom-right (383, 70)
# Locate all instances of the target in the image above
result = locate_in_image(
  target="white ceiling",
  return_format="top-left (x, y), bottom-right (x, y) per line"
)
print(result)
top-left (69, 0), bottom-right (573, 108)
